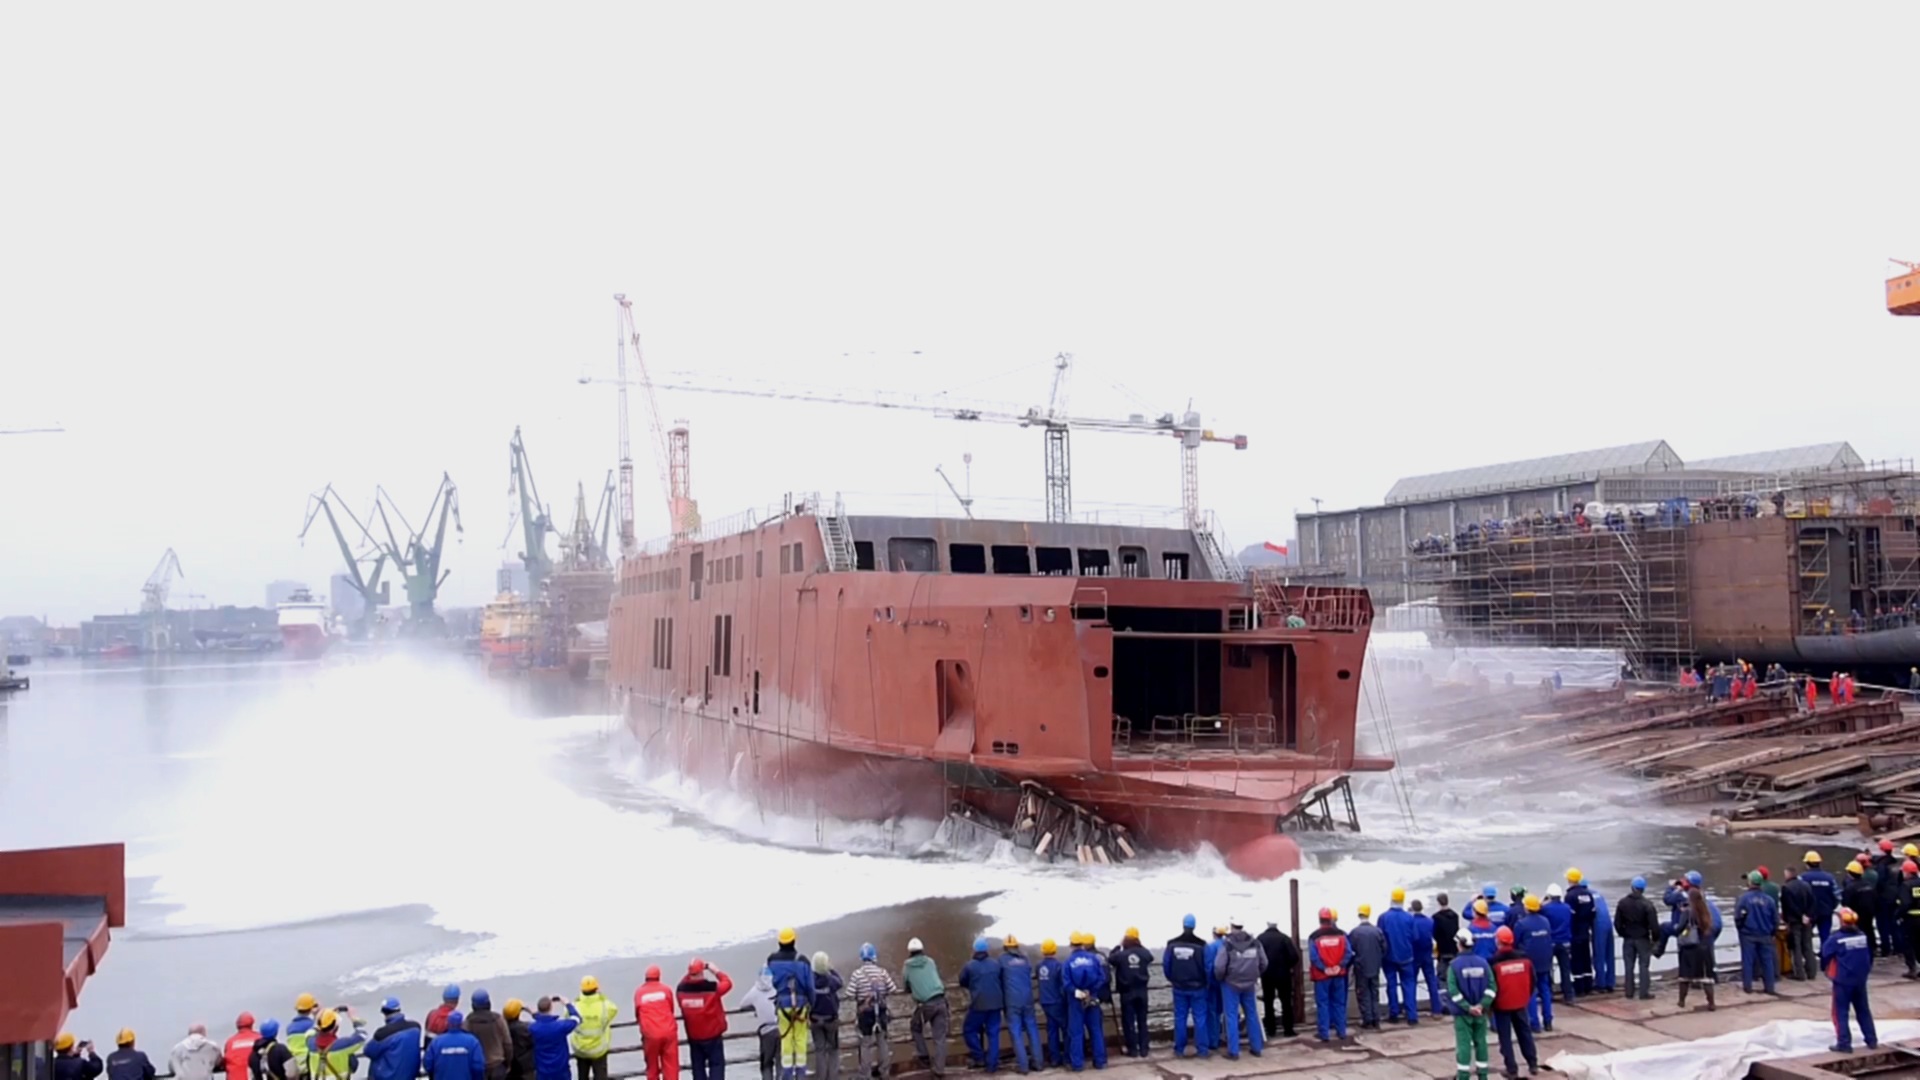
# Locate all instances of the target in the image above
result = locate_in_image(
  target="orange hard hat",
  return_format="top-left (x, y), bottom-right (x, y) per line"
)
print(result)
top-left (1495, 927), bottom-right (1515, 946)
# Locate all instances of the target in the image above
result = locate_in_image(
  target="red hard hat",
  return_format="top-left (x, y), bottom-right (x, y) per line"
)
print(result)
top-left (688, 958), bottom-right (706, 975)
top-left (1495, 927), bottom-right (1515, 945)
top-left (1905, 860), bottom-right (1918, 875)
top-left (1317, 907), bottom-right (1334, 921)
top-left (646, 965), bottom-right (662, 981)
top-left (236, 1013), bottom-right (255, 1030)
top-left (1883, 840), bottom-right (1897, 852)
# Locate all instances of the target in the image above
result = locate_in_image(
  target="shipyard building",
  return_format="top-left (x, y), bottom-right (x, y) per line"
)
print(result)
top-left (1296, 441), bottom-right (1920, 675)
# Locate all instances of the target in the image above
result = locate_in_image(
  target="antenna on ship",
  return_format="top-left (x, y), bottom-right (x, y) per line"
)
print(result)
top-left (935, 452), bottom-right (975, 519)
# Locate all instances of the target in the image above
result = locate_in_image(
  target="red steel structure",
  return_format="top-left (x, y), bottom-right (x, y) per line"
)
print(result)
top-left (0, 843), bottom-right (125, 1049)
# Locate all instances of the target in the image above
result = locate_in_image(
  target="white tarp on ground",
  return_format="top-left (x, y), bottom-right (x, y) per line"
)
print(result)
top-left (1367, 635), bottom-right (1623, 690)
top-left (1548, 1018), bottom-right (1920, 1080)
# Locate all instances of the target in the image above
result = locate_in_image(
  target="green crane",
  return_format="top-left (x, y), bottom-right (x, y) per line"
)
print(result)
top-left (506, 427), bottom-right (554, 596)
top-left (370, 473), bottom-right (463, 636)
top-left (298, 486), bottom-right (390, 640)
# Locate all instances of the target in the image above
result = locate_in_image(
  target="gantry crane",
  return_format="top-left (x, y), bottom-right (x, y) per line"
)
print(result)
top-left (141, 548), bottom-right (184, 652)
top-left (299, 486), bottom-right (391, 639)
top-left (604, 295), bottom-right (699, 551)
top-left (638, 359), bottom-right (1248, 531)
top-left (504, 427), bottom-right (555, 596)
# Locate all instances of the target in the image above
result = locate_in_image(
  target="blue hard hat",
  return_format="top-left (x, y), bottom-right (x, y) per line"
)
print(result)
top-left (1631, 877), bottom-right (1647, 891)
top-left (973, 937), bottom-right (989, 954)
top-left (260, 1020), bottom-right (280, 1041)
top-left (472, 990), bottom-right (490, 1009)
top-left (381, 998), bottom-right (402, 1014)
top-left (447, 1012), bottom-right (464, 1030)
top-left (1482, 884), bottom-right (1497, 898)
top-left (1182, 914), bottom-right (1196, 929)
top-left (442, 984), bottom-right (461, 1002)
top-left (1686, 870), bottom-right (1703, 887)
top-left (860, 943), bottom-right (877, 962)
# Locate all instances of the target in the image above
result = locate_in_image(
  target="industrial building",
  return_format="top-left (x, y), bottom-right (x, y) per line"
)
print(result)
top-left (1297, 441), bottom-right (1920, 675)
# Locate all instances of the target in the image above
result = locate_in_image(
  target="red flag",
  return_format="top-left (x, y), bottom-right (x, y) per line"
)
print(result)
top-left (1264, 541), bottom-right (1289, 556)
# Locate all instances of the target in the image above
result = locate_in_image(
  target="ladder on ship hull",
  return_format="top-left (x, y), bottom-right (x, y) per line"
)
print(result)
top-left (1276, 775), bottom-right (1361, 833)
top-left (947, 780), bottom-right (1137, 866)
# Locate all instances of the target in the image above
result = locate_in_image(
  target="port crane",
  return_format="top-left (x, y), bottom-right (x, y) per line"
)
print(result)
top-left (141, 548), bottom-right (184, 652)
top-left (368, 474), bottom-right (463, 634)
top-left (637, 360), bottom-right (1249, 533)
top-left (558, 472), bottom-right (617, 572)
top-left (299, 486), bottom-right (391, 640)
top-left (504, 427), bottom-right (555, 596)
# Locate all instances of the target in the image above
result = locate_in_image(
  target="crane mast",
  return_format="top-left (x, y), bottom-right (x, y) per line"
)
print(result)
top-left (612, 294), bottom-right (698, 550)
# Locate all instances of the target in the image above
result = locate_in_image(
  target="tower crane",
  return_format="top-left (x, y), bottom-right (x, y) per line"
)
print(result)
top-left (504, 426), bottom-right (555, 595)
top-left (635, 364), bottom-right (1248, 531)
top-left (603, 295), bottom-right (700, 552)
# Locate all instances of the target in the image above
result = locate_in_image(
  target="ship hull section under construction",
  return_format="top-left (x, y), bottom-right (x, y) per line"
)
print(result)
top-left (608, 507), bottom-right (1388, 876)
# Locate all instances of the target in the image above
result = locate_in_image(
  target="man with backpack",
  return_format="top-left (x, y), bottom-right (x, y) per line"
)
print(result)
top-left (767, 930), bottom-right (816, 1080)
top-left (845, 945), bottom-right (898, 1080)
top-left (1213, 919), bottom-right (1267, 1059)
top-left (808, 953), bottom-right (844, 1080)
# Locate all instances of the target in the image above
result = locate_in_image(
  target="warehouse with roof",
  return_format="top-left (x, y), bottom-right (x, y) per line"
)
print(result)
top-left (1295, 440), bottom-right (1866, 607)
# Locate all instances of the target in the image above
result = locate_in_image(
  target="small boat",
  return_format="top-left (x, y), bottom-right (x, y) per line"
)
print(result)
top-left (277, 589), bottom-right (333, 660)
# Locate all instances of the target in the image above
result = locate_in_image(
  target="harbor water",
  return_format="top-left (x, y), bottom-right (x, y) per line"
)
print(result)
top-left (0, 652), bottom-right (1855, 1041)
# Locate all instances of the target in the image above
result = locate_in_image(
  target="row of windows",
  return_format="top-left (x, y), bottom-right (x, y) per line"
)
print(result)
top-left (711, 613), bottom-right (735, 677)
top-left (854, 538), bottom-right (1193, 580)
top-left (626, 537), bottom-right (1197, 601)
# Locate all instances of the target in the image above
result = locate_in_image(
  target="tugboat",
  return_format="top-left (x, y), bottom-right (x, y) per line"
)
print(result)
top-left (277, 588), bottom-right (332, 660)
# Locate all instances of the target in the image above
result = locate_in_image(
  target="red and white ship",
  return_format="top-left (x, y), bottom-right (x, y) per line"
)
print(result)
top-left (277, 589), bottom-right (332, 660)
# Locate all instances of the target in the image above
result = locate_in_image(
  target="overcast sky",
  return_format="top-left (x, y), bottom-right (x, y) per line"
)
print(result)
top-left (7, 3), bottom-right (1919, 622)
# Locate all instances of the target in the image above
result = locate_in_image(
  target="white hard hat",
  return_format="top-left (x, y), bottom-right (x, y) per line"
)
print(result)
top-left (907, 937), bottom-right (924, 952)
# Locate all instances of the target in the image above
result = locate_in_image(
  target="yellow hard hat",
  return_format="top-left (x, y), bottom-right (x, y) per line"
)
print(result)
top-left (1325, 908), bottom-right (1339, 921)
top-left (55, 1034), bottom-right (76, 1053)
top-left (296, 993), bottom-right (318, 1013)
top-left (1390, 888), bottom-right (1405, 903)
top-left (1848, 861), bottom-right (1864, 875)
top-left (580, 976), bottom-right (599, 993)
top-left (1804, 851), bottom-right (1822, 864)
top-left (1213, 925), bottom-right (1228, 936)
top-left (116, 1030), bottom-right (136, 1047)
top-left (1524, 895), bottom-right (1542, 912)
top-left (1566, 868), bottom-right (1583, 884)
top-left (1041, 938), bottom-right (1057, 955)
top-left (504, 999), bottom-right (524, 1022)
top-left (1125, 926), bottom-right (1140, 940)
top-left (1840, 907), bottom-right (1860, 924)
top-left (1906, 844), bottom-right (1919, 858)
top-left (1474, 899), bottom-right (1489, 915)
top-left (1357, 904), bottom-right (1372, 918)
top-left (317, 1011), bottom-right (338, 1032)
top-left (1004, 934), bottom-right (1019, 947)
top-left (778, 928), bottom-right (797, 945)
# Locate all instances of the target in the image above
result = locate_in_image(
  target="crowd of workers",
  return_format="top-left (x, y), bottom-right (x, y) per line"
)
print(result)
top-left (51, 855), bottom-right (1917, 1080)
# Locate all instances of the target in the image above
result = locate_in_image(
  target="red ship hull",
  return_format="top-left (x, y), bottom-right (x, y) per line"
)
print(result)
top-left (281, 624), bottom-right (330, 660)
top-left (609, 508), bottom-right (1388, 877)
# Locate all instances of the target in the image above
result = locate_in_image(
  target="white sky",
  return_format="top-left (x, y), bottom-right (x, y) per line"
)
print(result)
top-left (7, 3), bottom-right (1919, 622)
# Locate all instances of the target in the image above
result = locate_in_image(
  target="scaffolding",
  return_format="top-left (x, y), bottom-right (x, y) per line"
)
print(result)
top-left (1412, 524), bottom-right (1691, 678)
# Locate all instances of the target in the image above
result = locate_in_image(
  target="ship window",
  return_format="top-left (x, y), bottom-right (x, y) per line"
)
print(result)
top-left (1077, 549), bottom-right (1110, 577)
top-left (690, 552), bottom-right (705, 600)
top-left (854, 540), bottom-right (876, 571)
top-left (757, 549), bottom-right (764, 578)
top-left (732, 554), bottom-right (743, 581)
top-left (1035, 546), bottom-right (1073, 576)
top-left (752, 670), bottom-right (761, 714)
top-left (887, 537), bottom-right (938, 572)
top-left (949, 543), bottom-right (987, 574)
top-left (1119, 546), bottom-right (1148, 578)
top-left (991, 545), bottom-right (1032, 575)
top-left (1163, 553), bottom-right (1190, 580)
top-left (780, 545), bottom-right (790, 573)
top-left (711, 613), bottom-right (734, 676)
top-left (792, 541), bottom-right (805, 572)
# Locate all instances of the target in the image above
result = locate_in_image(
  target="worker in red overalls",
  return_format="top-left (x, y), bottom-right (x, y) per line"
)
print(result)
top-left (1806, 675), bottom-right (1820, 712)
top-left (635, 967), bottom-right (679, 1080)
